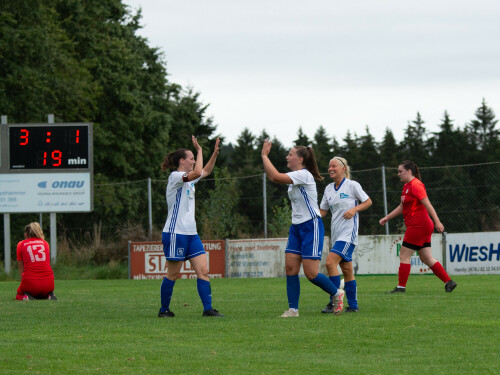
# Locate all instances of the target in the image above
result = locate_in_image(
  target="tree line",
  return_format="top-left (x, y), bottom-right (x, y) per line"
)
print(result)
top-left (205, 102), bottom-right (498, 239)
top-left (0, 1), bottom-right (498, 259)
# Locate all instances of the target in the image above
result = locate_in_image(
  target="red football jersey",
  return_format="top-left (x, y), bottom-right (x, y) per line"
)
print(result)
top-left (401, 178), bottom-right (432, 228)
top-left (16, 238), bottom-right (54, 279)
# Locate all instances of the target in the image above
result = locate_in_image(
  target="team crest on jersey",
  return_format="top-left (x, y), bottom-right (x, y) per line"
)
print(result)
top-left (340, 193), bottom-right (349, 199)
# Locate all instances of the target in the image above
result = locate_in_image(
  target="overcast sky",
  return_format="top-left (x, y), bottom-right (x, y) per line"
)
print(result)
top-left (124, 0), bottom-right (500, 148)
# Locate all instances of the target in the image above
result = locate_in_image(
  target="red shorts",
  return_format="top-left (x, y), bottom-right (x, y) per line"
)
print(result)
top-left (16, 277), bottom-right (54, 299)
top-left (403, 218), bottom-right (434, 247)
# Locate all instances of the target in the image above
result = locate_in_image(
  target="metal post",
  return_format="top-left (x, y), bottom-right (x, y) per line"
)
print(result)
top-left (1, 115), bottom-right (11, 274)
top-left (48, 114), bottom-right (57, 263)
top-left (50, 213), bottom-right (57, 263)
top-left (128, 240), bottom-right (131, 279)
top-left (148, 177), bottom-right (152, 240)
top-left (262, 172), bottom-right (267, 238)
top-left (442, 232), bottom-right (447, 271)
top-left (263, 173), bottom-right (267, 238)
top-left (381, 164), bottom-right (389, 235)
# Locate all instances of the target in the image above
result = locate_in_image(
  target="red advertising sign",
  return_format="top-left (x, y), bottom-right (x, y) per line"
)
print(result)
top-left (129, 240), bottom-right (225, 279)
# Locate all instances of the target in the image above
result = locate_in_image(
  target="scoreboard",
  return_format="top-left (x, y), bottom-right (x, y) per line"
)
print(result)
top-left (0, 123), bottom-right (93, 213)
top-left (9, 125), bottom-right (90, 170)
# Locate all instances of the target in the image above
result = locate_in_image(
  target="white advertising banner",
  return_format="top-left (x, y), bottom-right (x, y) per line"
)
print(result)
top-left (0, 172), bottom-right (92, 213)
top-left (354, 234), bottom-right (444, 275)
top-left (226, 237), bottom-right (329, 278)
top-left (445, 232), bottom-right (500, 275)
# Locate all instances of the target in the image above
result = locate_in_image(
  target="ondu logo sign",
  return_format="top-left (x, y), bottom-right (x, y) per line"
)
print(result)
top-left (37, 180), bottom-right (85, 189)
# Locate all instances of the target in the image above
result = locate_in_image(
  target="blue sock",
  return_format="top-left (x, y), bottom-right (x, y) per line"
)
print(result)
top-left (197, 279), bottom-right (212, 311)
top-left (286, 275), bottom-right (300, 309)
top-left (160, 277), bottom-right (175, 312)
top-left (345, 280), bottom-right (358, 310)
top-left (310, 273), bottom-right (338, 296)
top-left (328, 276), bottom-right (341, 303)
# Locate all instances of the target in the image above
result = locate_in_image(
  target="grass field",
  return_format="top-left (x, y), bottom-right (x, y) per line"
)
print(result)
top-left (1, 275), bottom-right (499, 374)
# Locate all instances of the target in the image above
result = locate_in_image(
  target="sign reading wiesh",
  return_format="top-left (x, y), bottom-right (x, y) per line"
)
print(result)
top-left (129, 240), bottom-right (226, 280)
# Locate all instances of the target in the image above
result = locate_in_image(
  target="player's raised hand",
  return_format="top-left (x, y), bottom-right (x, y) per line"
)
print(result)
top-left (192, 135), bottom-right (202, 152)
top-left (213, 137), bottom-right (220, 155)
top-left (261, 139), bottom-right (272, 157)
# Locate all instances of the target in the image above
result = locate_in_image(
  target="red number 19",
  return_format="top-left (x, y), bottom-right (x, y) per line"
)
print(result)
top-left (42, 150), bottom-right (62, 166)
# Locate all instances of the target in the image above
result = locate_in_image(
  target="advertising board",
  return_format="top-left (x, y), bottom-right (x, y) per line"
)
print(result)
top-left (446, 232), bottom-right (500, 275)
top-left (129, 240), bottom-right (225, 279)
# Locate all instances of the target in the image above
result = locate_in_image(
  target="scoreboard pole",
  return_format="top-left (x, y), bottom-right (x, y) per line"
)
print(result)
top-left (48, 114), bottom-right (57, 263)
top-left (1, 115), bottom-right (11, 274)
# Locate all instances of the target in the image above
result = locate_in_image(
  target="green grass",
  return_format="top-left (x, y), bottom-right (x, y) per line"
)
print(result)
top-left (1, 275), bottom-right (499, 374)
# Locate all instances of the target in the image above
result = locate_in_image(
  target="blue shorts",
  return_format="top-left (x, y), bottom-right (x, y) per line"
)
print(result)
top-left (330, 241), bottom-right (355, 262)
top-left (285, 217), bottom-right (324, 260)
top-left (162, 232), bottom-right (205, 261)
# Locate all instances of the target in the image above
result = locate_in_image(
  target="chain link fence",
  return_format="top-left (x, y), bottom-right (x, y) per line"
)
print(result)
top-left (88, 161), bottom-right (499, 240)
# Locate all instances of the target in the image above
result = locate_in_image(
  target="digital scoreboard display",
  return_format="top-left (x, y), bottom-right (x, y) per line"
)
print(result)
top-left (9, 125), bottom-right (89, 169)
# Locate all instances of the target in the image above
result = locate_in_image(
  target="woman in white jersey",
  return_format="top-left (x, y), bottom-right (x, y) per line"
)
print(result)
top-left (158, 136), bottom-right (223, 318)
top-left (319, 157), bottom-right (372, 313)
top-left (261, 140), bottom-right (345, 317)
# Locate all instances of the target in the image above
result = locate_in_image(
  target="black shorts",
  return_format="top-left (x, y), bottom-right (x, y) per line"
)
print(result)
top-left (402, 241), bottom-right (431, 251)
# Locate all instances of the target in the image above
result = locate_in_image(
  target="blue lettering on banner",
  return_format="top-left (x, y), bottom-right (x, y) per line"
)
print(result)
top-left (469, 246), bottom-right (478, 262)
top-left (52, 181), bottom-right (85, 188)
top-left (449, 243), bottom-right (500, 262)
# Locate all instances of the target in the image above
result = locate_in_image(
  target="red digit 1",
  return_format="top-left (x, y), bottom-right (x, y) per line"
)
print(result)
top-left (43, 152), bottom-right (47, 166)
top-left (20, 129), bottom-right (29, 145)
top-left (52, 150), bottom-right (62, 167)
top-left (76, 130), bottom-right (80, 143)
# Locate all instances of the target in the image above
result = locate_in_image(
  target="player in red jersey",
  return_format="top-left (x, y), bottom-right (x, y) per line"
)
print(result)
top-left (15, 222), bottom-right (57, 300)
top-left (379, 161), bottom-right (457, 293)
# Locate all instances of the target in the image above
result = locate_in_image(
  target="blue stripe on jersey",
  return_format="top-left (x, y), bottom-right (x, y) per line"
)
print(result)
top-left (350, 199), bottom-right (358, 243)
top-left (334, 178), bottom-right (346, 191)
top-left (299, 186), bottom-right (317, 220)
top-left (169, 188), bottom-right (182, 232)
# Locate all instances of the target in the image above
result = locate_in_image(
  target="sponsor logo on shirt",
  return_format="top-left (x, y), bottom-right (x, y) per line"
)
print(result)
top-left (340, 193), bottom-right (349, 199)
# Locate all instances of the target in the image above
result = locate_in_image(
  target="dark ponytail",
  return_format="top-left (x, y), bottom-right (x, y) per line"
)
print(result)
top-left (295, 146), bottom-right (323, 181)
top-left (400, 160), bottom-right (421, 180)
top-left (161, 148), bottom-right (189, 171)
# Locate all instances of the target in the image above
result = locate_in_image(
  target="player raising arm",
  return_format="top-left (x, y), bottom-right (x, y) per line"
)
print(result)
top-left (158, 136), bottom-right (224, 317)
top-left (262, 139), bottom-right (345, 317)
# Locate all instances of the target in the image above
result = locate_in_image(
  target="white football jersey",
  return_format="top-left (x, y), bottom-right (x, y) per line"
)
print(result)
top-left (162, 171), bottom-right (203, 235)
top-left (320, 178), bottom-right (370, 245)
top-left (286, 169), bottom-right (321, 225)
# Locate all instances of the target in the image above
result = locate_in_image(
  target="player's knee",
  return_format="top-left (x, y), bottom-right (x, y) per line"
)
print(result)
top-left (196, 267), bottom-right (209, 278)
top-left (420, 255), bottom-right (435, 266)
top-left (304, 269), bottom-right (318, 280)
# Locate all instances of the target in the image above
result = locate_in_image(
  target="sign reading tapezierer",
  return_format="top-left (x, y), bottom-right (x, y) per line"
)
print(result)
top-left (0, 122), bottom-right (93, 213)
top-left (129, 241), bottom-right (225, 280)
